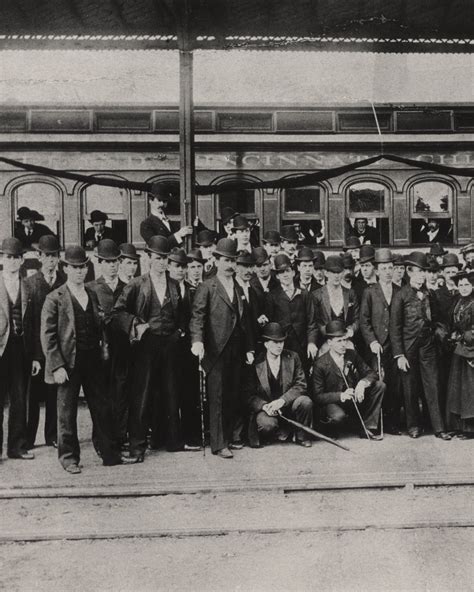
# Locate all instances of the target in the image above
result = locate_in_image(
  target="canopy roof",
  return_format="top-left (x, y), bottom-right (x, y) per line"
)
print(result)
top-left (0, 0), bottom-right (472, 53)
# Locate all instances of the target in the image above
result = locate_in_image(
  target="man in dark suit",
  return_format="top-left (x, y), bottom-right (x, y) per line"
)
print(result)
top-left (360, 248), bottom-right (402, 433)
top-left (245, 322), bottom-right (313, 448)
top-left (295, 247), bottom-right (321, 293)
top-left (83, 210), bottom-right (115, 249)
top-left (24, 235), bottom-right (65, 449)
top-left (0, 237), bottom-right (34, 460)
top-left (112, 236), bottom-right (185, 461)
top-left (312, 250), bottom-right (326, 290)
top-left (190, 238), bottom-right (255, 458)
top-left (390, 252), bottom-right (451, 440)
top-left (118, 243), bottom-right (140, 284)
top-left (14, 207), bottom-right (55, 250)
top-left (312, 320), bottom-right (385, 439)
top-left (352, 245), bottom-right (377, 303)
top-left (140, 184), bottom-right (193, 248)
top-left (41, 245), bottom-right (130, 473)
top-left (348, 217), bottom-right (380, 245)
top-left (262, 230), bottom-right (281, 269)
top-left (196, 229), bottom-right (217, 280)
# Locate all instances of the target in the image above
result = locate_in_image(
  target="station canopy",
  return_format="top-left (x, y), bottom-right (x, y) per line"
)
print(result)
top-left (0, 0), bottom-right (472, 53)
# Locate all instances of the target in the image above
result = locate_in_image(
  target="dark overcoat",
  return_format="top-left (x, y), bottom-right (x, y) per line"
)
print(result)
top-left (360, 283), bottom-right (400, 348)
top-left (139, 215), bottom-right (179, 248)
top-left (312, 285), bottom-right (359, 343)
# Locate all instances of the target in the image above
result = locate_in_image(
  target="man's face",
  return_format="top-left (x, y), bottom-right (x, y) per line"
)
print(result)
top-left (235, 228), bottom-right (250, 245)
top-left (215, 255), bottom-right (235, 278)
top-left (40, 252), bottom-right (59, 275)
top-left (347, 248), bottom-right (360, 262)
top-left (276, 267), bottom-right (294, 288)
top-left (443, 266), bottom-right (458, 283)
top-left (201, 244), bottom-right (215, 260)
top-left (313, 267), bottom-right (325, 283)
top-left (264, 339), bottom-right (285, 357)
top-left (101, 259), bottom-right (119, 281)
top-left (93, 221), bottom-right (105, 235)
top-left (408, 266), bottom-right (426, 289)
top-left (223, 221), bottom-right (234, 236)
top-left (325, 269), bottom-right (342, 287)
top-left (457, 278), bottom-right (473, 298)
top-left (149, 252), bottom-right (168, 275)
top-left (236, 263), bottom-right (253, 283)
top-left (2, 254), bottom-right (22, 274)
top-left (376, 262), bottom-right (393, 284)
top-left (168, 260), bottom-right (187, 283)
top-left (298, 261), bottom-right (313, 282)
top-left (120, 257), bottom-right (138, 280)
top-left (21, 218), bottom-right (35, 231)
top-left (392, 265), bottom-right (405, 283)
top-left (360, 261), bottom-right (375, 281)
top-left (255, 260), bottom-right (271, 280)
top-left (281, 239), bottom-right (297, 255)
top-left (426, 270), bottom-right (438, 286)
top-left (64, 263), bottom-right (88, 286)
top-left (355, 219), bottom-right (367, 234)
top-left (264, 242), bottom-right (280, 257)
top-left (328, 336), bottom-right (349, 356)
top-left (150, 197), bottom-right (167, 213)
top-left (427, 220), bottom-right (440, 232)
top-left (465, 252), bottom-right (474, 266)
top-left (187, 261), bottom-right (203, 284)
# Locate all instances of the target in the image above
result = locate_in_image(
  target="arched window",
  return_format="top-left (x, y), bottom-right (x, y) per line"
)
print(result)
top-left (281, 185), bottom-right (326, 246)
top-left (345, 181), bottom-right (390, 245)
top-left (13, 181), bottom-right (62, 243)
top-left (214, 178), bottom-right (262, 242)
top-left (410, 180), bottom-right (454, 245)
top-left (146, 178), bottom-right (181, 233)
top-left (81, 183), bottom-right (130, 247)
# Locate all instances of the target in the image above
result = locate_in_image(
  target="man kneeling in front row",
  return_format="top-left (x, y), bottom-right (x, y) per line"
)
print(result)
top-left (312, 320), bottom-right (385, 440)
top-left (245, 322), bottom-right (313, 448)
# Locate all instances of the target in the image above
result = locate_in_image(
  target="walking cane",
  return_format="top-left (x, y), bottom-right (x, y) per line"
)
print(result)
top-left (338, 366), bottom-right (371, 440)
top-left (198, 363), bottom-right (207, 457)
top-left (376, 350), bottom-right (384, 439)
top-left (277, 412), bottom-right (351, 452)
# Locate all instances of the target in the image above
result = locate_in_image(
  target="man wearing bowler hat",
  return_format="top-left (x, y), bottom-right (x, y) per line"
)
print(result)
top-left (232, 215), bottom-right (253, 254)
top-left (196, 229), bottom-right (217, 279)
top-left (312, 250), bottom-right (326, 290)
top-left (186, 248), bottom-right (205, 289)
top-left (295, 247), bottom-right (320, 293)
top-left (84, 210), bottom-right (115, 249)
top-left (250, 247), bottom-right (279, 321)
top-left (119, 243), bottom-right (140, 284)
top-left (360, 248), bottom-right (402, 433)
top-left (392, 253), bottom-right (407, 287)
top-left (190, 238), bottom-right (255, 458)
top-left (390, 252), bottom-right (451, 440)
top-left (15, 207), bottom-right (55, 250)
top-left (279, 225), bottom-right (299, 263)
top-left (24, 235), bottom-right (65, 449)
top-left (352, 245), bottom-right (377, 303)
top-left (112, 236), bottom-right (185, 460)
top-left (312, 321), bottom-right (385, 440)
top-left (262, 230), bottom-right (281, 269)
top-left (41, 245), bottom-right (129, 473)
top-left (460, 242), bottom-right (474, 271)
top-left (348, 217), bottom-right (380, 245)
top-left (245, 322), bottom-right (313, 448)
top-left (0, 237), bottom-right (34, 460)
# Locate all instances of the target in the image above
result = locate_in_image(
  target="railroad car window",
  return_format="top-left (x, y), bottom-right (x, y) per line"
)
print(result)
top-left (346, 182), bottom-right (389, 246)
top-left (82, 185), bottom-right (129, 247)
top-left (282, 186), bottom-right (325, 246)
top-left (410, 181), bottom-right (453, 244)
top-left (14, 182), bottom-right (61, 242)
top-left (219, 189), bottom-right (256, 217)
top-left (146, 180), bottom-right (181, 234)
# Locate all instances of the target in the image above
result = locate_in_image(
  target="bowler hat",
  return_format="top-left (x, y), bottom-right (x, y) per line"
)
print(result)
top-left (214, 238), bottom-right (238, 259)
top-left (236, 251), bottom-right (255, 266)
top-left (453, 269), bottom-right (474, 285)
top-left (168, 247), bottom-right (188, 266)
top-left (148, 183), bottom-right (173, 202)
top-left (280, 225), bottom-right (299, 242)
top-left (325, 320), bottom-right (348, 338)
top-left (374, 248), bottom-right (393, 264)
top-left (63, 245), bottom-right (89, 267)
top-left (30, 210), bottom-right (44, 222)
top-left (252, 247), bottom-right (270, 265)
top-left (96, 239), bottom-right (120, 261)
top-left (17, 207), bottom-right (34, 221)
top-left (429, 242), bottom-right (448, 257)
top-left (343, 236), bottom-right (361, 251)
top-left (324, 255), bottom-right (344, 273)
top-left (274, 254), bottom-right (292, 273)
top-left (187, 248), bottom-right (205, 265)
top-left (220, 207), bottom-right (238, 225)
top-left (36, 235), bottom-right (60, 254)
top-left (145, 235), bottom-right (170, 256)
top-left (405, 251), bottom-right (429, 270)
top-left (341, 254), bottom-right (355, 270)
top-left (460, 242), bottom-right (474, 256)
top-left (359, 245), bottom-right (376, 264)
top-left (119, 243), bottom-right (140, 261)
top-left (392, 253), bottom-right (405, 267)
top-left (427, 259), bottom-right (440, 273)
top-left (441, 253), bottom-right (461, 269)
top-left (262, 322), bottom-right (287, 342)
top-left (295, 247), bottom-right (315, 263)
top-left (263, 230), bottom-right (281, 245)
top-left (232, 215), bottom-right (250, 231)
top-left (0, 237), bottom-right (25, 256)
top-left (89, 210), bottom-right (108, 224)
top-left (313, 250), bottom-right (326, 269)
top-left (196, 229), bottom-right (217, 247)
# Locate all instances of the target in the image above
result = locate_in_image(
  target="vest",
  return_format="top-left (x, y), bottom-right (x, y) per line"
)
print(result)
top-left (8, 288), bottom-right (23, 336)
top-left (147, 283), bottom-right (176, 336)
top-left (267, 363), bottom-right (283, 401)
top-left (71, 293), bottom-right (99, 351)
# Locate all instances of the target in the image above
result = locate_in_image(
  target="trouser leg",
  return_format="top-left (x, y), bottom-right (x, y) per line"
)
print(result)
top-left (400, 349), bottom-right (423, 430)
top-left (360, 380), bottom-right (385, 430)
top-left (290, 395), bottom-right (313, 441)
top-left (418, 338), bottom-right (444, 433)
top-left (26, 374), bottom-right (41, 447)
top-left (6, 336), bottom-right (28, 456)
top-left (160, 332), bottom-right (183, 452)
top-left (57, 367), bottom-right (81, 468)
top-left (255, 411), bottom-right (279, 440)
top-left (44, 383), bottom-right (58, 444)
top-left (180, 348), bottom-right (201, 446)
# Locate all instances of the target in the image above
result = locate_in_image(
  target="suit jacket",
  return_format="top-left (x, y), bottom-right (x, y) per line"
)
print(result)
top-left (189, 276), bottom-right (255, 373)
top-left (312, 349), bottom-right (377, 407)
top-left (83, 226), bottom-right (115, 249)
top-left (312, 285), bottom-right (359, 343)
top-left (432, 285), bottom-right (459, 328)
top-left (348, 226), bottom-right (380, 246)
top-left (111, 273), bottom-right (183, 340)
top-left (22, 270), bottom-right (65, 361)
top-left (40, 284), bottom-right (104, 384)
top-left (360, 283), bottom-right (400, 348)
top-left (140, 214), bottom-right (179, 248)
top-left (295, 276), bottom-right (324, 294)
top-left (87, 277), bottom-right (126, 315)
top-left (352, 276), bottom-right (377, 304)
top-left (14, 222), bottom-right (55, 250)
top-left (0, 275), bottom-right (29, 357)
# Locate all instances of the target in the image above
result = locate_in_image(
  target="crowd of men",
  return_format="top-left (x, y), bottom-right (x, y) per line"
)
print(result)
top-left (1, 188), bottom-right (473, 474)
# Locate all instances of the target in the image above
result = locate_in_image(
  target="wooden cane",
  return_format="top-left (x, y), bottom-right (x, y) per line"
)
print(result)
top-left (277, 412), bottom-right (350, 452)
top-left (198, 363), bottom-right (207, 457)
top-left (338, 365), bottom-right (371, 440)
top-left (376, 350), bottom-right (384, 439)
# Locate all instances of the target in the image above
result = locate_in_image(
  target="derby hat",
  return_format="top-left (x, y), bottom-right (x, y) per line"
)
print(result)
top-left (359, 244), bottom-right (376, 264)
top-left (405, 251), bottom-right (429, 270)
top-left (17, 206), bottom-right (34, 221)
top-left (295, 247), bottom-right (315, 263)
top-left (0, 237), bottom-right (25, 256)
top-left (145, 235), bottom-right (170, 256)
top-left (36, 235), bottom-right (60, 254)
top-left (280, 225), bottom-right (299, 242)
top-left (274, 254), bottom-right (292, 273)
top-left (187, 248), bottom-right (205, 265)
top-left (392, 253), bottom-right (406, 267)
top-left (324, 255), bottom-right (344, 273)
top-left (196, 229), bottom-right (217, 246)
top-left (341, 254), bottom-right (355, 270)
top-left (427, 259), bottom-right (440, 273)
top-left (232, 215), bottom-right (250, 231)
top-left (261, 322), bottom-right (287, 342)
top-left (30, 210), bottom-right (44, 222)
top-left (325, 320), bottom-right (348, 338)
top-left (343, 236), bottom-right (361, 251)
top-left (429, 242), bottom-right (448, 257)
top-left (313, 250), bottom-right (326, 269)
top-left (148, 182), bottom-right (173, 201)
top-left (96, 239), bottom-right (120, 261)
top-left (214, 238), bottom-right (238, 259)
top-left (220, 207), bottom-right (239, 225)
top-left (252, 246), bottom-right (270, 265)
top-left (453, 269), bottom-right (474, 285)
top-left (374, 248), bottom-right (393, 264)
top-left (236, 251), bottom-right (255, 266)
top-left (168, 247), bottom-right (188, 266)
top-left (89, 210), bottom-right (108, 224)
top-left (441, 253), bottom-right (461, 269)
top-left (119, 243), bottom-right (140, 261)
top-left (63, 245), bottom-right (89, 266)
top-left (263, 230), bottom-right (281, 245)
top-left (460, 242), bottom-right (474, 256)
